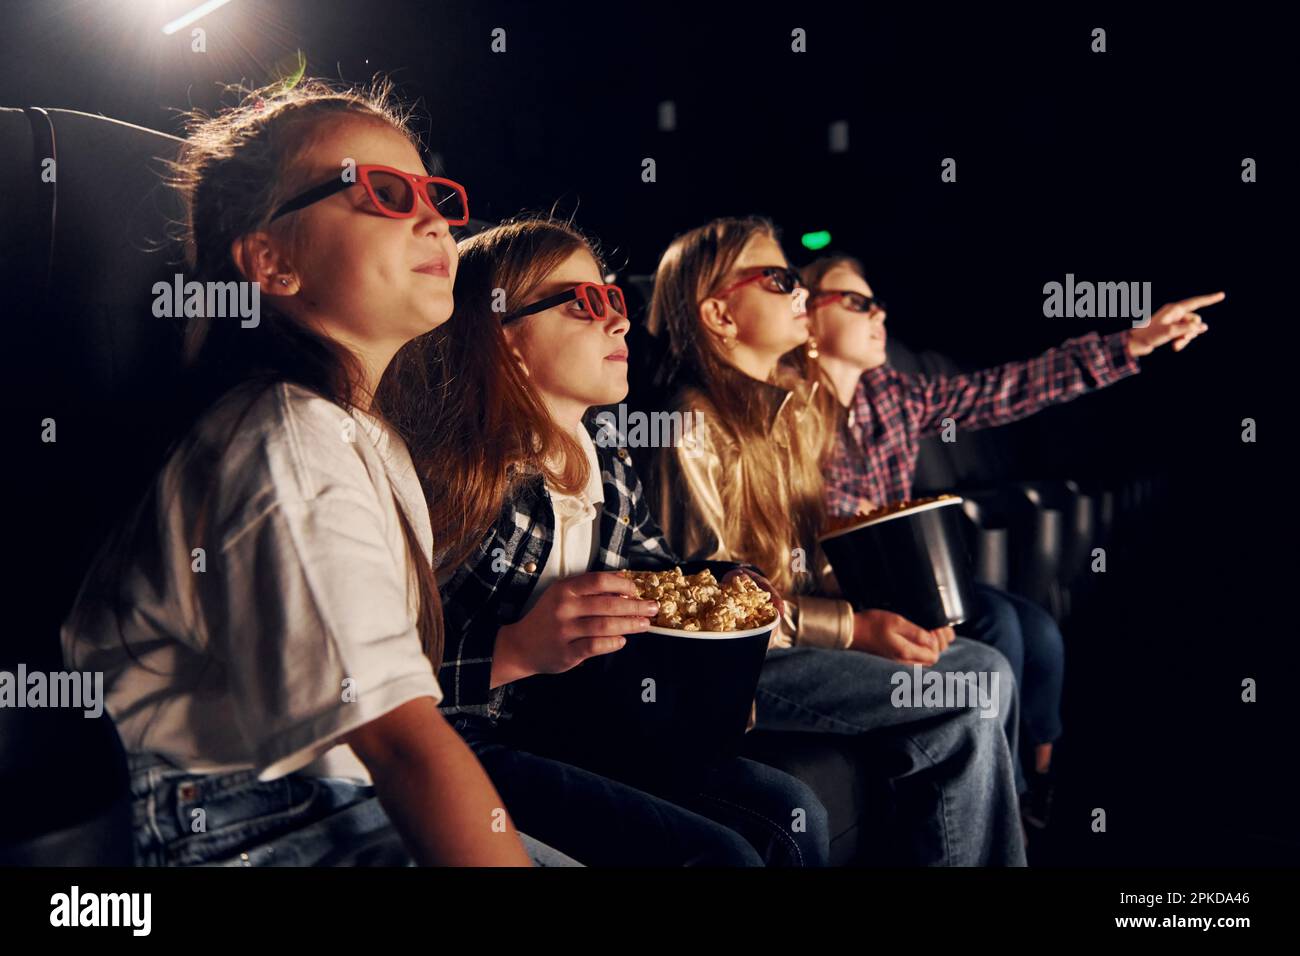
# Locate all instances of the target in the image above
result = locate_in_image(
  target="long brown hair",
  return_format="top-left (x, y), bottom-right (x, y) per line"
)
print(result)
top-left (647, 216), bottom-right (839, 593)
top-left (378, 217), bottom-right (595, 572)
top-left (75, 77), bottom-right (443, 671)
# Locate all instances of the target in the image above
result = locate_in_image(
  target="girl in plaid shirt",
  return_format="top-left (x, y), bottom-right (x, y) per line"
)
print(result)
top-left (802, 252), bottom-right (1222, 824)
top-left (379, 217), bottom-right (830, 866)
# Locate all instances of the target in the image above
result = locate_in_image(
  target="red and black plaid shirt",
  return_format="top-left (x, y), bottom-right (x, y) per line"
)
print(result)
top-left (824, 331), bottom-right (1141, 516)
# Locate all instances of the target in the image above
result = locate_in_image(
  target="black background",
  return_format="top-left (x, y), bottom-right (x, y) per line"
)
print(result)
top-left (1, 1), bottom-right (1294, 866)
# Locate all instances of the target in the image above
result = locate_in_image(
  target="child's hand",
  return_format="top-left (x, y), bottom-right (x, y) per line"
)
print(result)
top-left (1125, 291), bottom-right (1224, 358)
top-left (850, 609), bottom-right (953, 664)
top-left (490, 572), bottom-right (658, 686)
top-left (933, 625), bottom-right (956, 652)
top-left (721, 568), bottom-right (787, 617)
top-left (856, 499), bottom-right (877, 517)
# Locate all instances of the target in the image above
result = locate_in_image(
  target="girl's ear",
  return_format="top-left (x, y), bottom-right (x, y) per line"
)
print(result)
top-left (698, 295), bottom-right (737, 346)
top-left (230, 233), bottom-right (299, 296)
top-left (507, 344), bottom-right (531, 378)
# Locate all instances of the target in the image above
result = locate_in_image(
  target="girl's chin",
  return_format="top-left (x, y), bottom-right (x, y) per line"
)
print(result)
top-left (863, 349), bottom-right (889, 369)
top-left (406, 299), bottom-right (453, 331)
top-left (595, 379), bottom-right (629, 406)
top-left (563, 372), bottom-right (629, 413)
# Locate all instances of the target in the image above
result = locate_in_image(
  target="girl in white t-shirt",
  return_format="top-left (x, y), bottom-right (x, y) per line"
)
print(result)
top-left (62, 79), bottom-right (558, 866)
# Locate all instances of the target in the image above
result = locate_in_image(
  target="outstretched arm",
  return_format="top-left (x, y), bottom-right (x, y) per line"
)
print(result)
top-left (905, 290), bottom-right (1223, 436)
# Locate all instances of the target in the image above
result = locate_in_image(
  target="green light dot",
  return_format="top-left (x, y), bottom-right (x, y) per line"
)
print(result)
top-left (801, 230), bottom-right (832, 251)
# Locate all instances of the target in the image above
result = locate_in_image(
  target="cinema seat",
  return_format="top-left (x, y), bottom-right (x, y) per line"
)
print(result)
top-left (739, 732), bottom-right (889, 865)
top-left (1, 106), bottom-right (187, 864)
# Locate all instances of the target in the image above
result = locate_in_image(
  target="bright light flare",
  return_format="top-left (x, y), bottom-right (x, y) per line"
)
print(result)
top-left (161, 0), bottom-right (234, 35)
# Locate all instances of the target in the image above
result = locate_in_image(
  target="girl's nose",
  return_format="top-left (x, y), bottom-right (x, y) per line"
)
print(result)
top-left (415, 201), bottom-right (449, 238)
top-left (607, 312), bottom-right (630, 336)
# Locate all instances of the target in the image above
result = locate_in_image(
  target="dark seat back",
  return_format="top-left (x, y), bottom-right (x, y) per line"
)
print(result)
top-left (1, 107), bottom-right (186, 862)
top-left (885, 337), bottom-right (1019, 494)
top-left (5, 107), bottom-right (186, 646)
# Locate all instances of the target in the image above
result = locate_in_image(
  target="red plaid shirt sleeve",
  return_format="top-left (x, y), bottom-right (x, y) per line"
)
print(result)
top-left (903, 331), bottom-right (1140, 437)
top-left (824, 420), bottom-right (871, 518)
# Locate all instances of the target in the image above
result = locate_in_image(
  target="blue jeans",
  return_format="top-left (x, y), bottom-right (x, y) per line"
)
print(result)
top-left (959, 582), bottom-right (1066, 785)
top-left (128, 753), bottom-right (578, 866)
top-left (754, 638), bottom-right (1026, 866)
top-left (454, 716), bottom-right (830, 866)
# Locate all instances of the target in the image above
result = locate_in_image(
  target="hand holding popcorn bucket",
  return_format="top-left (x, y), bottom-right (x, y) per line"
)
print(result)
top-left (504, 568), bottom-right (778, 788)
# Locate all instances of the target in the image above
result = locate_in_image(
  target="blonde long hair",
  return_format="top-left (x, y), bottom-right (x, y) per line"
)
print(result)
top-left (647, 216), bottom-right (839, 593)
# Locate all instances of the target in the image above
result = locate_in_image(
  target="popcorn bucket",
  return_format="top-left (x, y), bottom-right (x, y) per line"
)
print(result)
top-left (818, 495), bottom-right (974, 630)
top-left (504, 617), bottom-right (777, 789)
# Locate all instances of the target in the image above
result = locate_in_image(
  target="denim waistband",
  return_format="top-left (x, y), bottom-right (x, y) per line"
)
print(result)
top-left (129, 752), bottom-right (373, 866)
top-left (127, 751), bottom-right (177, 776)
top-left (128, 752), bottom-right (262, 802)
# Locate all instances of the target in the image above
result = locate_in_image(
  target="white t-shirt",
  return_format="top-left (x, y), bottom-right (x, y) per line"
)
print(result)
top-left (61, 382), bottom-right (443, 784)
top-left (519, 424), bottom-right (605, 614)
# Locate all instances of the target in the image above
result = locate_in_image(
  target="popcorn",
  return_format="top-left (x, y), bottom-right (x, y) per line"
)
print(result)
top-left (620, 567), bottom-right (777, 632)
top-left (823, 493), bottom-right (961, 535)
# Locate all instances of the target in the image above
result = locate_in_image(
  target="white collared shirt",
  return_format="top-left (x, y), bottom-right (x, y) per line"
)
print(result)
top-left (62, 382), bottom-right (443, 785)
top-left (521, 424), bottom-right (605, 613)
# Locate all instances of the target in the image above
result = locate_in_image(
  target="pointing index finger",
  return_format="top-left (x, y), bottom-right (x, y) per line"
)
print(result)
top-left (1177, 291), bottom-right (1226, 312)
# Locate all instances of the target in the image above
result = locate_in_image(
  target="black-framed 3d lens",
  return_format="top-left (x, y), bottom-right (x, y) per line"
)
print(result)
top-left (765, 267), bottom-right (801, 294)
top-left (844, 292), bottom-right (885, 313)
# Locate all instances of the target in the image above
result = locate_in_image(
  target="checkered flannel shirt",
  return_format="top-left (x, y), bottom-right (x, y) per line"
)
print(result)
top-left (436, 412), bottom-right (751, 722)
top-left (824, 331), bottom-right (1141, 516)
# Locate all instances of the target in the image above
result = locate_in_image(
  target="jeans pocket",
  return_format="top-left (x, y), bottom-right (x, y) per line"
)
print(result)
top-left (164, 773), bottom-right (324, 867)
